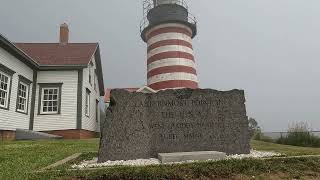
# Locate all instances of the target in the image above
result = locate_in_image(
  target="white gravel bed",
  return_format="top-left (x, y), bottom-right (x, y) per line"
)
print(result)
top-left (227, 150), bottom-right (282, 160)
top-left (72, 158), bottom-right (161, 169)
top-left (71, 150), bottom-right (282, 169)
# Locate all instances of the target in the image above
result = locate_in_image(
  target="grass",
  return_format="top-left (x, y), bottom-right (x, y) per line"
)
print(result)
top-left (0, 139), bottom-right (98, 180)
top-left (252, 140), bottom-right (320, 156)
top-left (1, 139), bottom-right (320, 179)
top-left (34, 157), bottom-right (320, 180)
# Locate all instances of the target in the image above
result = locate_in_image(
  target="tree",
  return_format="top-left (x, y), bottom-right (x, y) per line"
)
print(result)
top-left (248, 117), bottom-right (262, 140)
top-left (248, 117), bottom-right (259, 130)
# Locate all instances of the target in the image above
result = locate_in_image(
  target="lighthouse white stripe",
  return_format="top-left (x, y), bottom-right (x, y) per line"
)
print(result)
top-left (147, 45), bottom-right (194, 59)
top-left (146, 23), bottom-right (193, 37)
top-left (147, 72), bottom-right (198, 85)
top-left (147, 33), bottom-right (192, 46)
top-left (147, 58), bottom-right (196, 72)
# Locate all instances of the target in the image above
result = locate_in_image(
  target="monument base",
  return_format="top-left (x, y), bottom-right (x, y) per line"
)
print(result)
top-left (158, 151), bottom-right (226, 163)
top-left (98, 88), bottom-right (253, 162)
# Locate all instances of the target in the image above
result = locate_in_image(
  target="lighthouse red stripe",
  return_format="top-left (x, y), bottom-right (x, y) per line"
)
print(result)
top-left (147, 51), bottom-right (194, 65)
top-left (147, 27), bottom-right (192, 40)
top-left (147, 66), bottom-right (197, 78)
top-left (147, 39), bottom-right (193, 52)
top-left (149, 80), bottom-right (198, 90)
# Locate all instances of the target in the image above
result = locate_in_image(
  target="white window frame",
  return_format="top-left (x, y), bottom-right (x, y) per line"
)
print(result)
top-left (85, 89), bottom-right (90, 116)
top-left (40, 87), bottom-right (60, 115)
top-left (0, 71), bottom-right (11, 109)
top-left (16, 81), bottom-right (29, 113)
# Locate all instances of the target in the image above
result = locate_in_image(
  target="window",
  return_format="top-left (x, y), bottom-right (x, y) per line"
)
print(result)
top-left (0, 71), bottom-right (11, 109)
top-left (38, 83), bottom-right (62, 115)
top-left (41, 88), bottom-right (59, 114)
top-left (85, 89), bottom-right (90, 116)
top-left (17, 82), bottom-right (29, 113)
top-left (96, 100), bottom-right (99, 122)
top-left (0, 64), bottom-right (15, 110)
top-left (16, 75), bottom-right (32, 114)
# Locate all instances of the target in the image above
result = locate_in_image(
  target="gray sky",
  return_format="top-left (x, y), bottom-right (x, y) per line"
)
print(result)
top-left (0, 0), bottom-right (319, 132)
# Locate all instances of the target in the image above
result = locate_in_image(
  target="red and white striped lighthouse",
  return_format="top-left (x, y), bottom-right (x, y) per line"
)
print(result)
top-left (141, 0), bottom-right (198, 91)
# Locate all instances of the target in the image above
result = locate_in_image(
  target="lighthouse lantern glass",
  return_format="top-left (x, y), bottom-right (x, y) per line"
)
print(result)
top-left (153, 0), bottom-right (180, 6)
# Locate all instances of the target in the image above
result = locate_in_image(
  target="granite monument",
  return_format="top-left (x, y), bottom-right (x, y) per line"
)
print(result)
top-left (98, 89), bottom-right (252, 162)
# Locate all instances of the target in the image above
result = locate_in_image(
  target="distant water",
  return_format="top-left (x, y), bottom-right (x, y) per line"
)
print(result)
top-left (263, 131), bottom-right (320, 139)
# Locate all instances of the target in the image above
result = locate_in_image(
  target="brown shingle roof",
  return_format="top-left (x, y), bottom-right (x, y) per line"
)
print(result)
top-left (14, 43), bottom-right (98, 66)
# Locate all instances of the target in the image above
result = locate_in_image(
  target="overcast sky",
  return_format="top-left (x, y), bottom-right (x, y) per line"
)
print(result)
top-left (0, 0), bottom-right (319, 132)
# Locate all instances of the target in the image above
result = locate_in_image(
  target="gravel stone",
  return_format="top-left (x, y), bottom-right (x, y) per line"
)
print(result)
top-left (72, 150), bottom-right (282, 169)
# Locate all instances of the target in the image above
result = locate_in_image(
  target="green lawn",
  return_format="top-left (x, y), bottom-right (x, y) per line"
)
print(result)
top-left (252, 140), bottom-right (320, 156)
top-left (1, 139), bottom-right (320, 180)
top-left (0, 139), bottom-right (98, 180)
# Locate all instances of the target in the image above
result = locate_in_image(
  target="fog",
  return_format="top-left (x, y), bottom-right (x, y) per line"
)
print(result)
top-left (1, 0), bottom-right (319, 131)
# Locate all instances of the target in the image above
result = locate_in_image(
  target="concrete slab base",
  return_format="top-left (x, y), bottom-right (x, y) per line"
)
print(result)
top-left (158, 151), bottom-right (226, 163)
top-left (39, 153), bottom-right (82, 171)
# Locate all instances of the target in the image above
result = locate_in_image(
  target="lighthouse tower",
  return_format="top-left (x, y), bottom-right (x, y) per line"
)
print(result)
top-left (140, 0), bottom-right (198, 90)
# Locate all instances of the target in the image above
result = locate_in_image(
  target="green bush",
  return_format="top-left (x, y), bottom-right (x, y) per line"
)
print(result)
top-left (276, 122), bottom-right (320, 147)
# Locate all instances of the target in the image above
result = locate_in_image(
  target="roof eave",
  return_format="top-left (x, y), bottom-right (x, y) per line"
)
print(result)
top-left (94, 45), bottom-right (105, 96)
top-left (39, 65), bottom-right (87, 70)
top-left (0, 34), bottom-right (40, 69)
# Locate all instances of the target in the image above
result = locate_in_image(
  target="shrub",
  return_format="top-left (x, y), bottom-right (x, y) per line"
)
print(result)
top-left (276, 122), bottom-right (320, 147)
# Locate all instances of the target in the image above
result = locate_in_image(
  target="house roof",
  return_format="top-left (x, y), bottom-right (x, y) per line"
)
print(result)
top-left (1, 32), bottom-right (105, 96)
top-left (15, 43), bottom-right (105, 96)
top-left (15, 43), bottom-right (98, 66)
top-left (0, 34), bottom-right (38, 69)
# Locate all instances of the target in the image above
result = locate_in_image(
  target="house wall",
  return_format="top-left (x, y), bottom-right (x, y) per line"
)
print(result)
top-left (33, 70), bottom-right (78, 131)
top-left (0, 47), bottom-right (34, 131)
top-left (82, 56), bottom-right (101, 132)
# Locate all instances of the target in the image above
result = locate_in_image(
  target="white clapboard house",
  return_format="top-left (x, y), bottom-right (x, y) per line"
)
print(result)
top-left (0, 23), bottom-right (104, 140)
